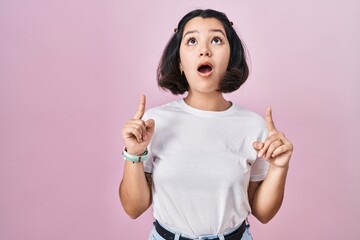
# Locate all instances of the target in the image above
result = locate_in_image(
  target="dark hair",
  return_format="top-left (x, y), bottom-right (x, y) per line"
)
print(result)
top-left (157, 9), bottom-right (249, 95)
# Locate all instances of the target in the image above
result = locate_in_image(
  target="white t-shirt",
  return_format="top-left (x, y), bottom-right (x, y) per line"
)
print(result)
top-left (143, 99), bottom-right (268, 238)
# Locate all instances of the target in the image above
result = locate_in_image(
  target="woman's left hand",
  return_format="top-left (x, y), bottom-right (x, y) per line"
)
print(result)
top-left (253, 107), bottom-right (294, 168)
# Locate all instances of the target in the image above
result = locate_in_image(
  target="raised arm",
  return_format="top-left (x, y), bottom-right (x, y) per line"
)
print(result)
top-left (248, 107), bottom-right (293, 223)
top-left (119, 95), bottom-right (155, 219)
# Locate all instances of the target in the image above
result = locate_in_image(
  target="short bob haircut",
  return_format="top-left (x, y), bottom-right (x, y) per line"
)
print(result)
top-left (157, 9), bottom-right (249, 95)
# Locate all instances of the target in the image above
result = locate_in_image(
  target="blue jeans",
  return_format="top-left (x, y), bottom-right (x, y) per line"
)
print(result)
top-left (148, 222), bottom-right (253, 240)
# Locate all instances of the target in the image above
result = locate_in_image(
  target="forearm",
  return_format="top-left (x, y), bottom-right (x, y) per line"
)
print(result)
top-left (251, 164), bottom-right (289, 223)
top-left (119, 161), bottom-right (152, 219)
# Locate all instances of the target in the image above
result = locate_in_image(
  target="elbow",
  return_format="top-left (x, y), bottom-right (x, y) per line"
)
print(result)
top-left (125, 209), bottom-right (142, 219)
top-left (119, 181), bottom-right (152, 219)
top-left (257, 216), bottom-right (273, 224)
top-left (120, 195), bottom-right (151, 219)
top-left (121, 202), bottom-right (150, 219)
top-left (252, 210), bottom-right (275, 224)
top-left (251, 201), bottom-right (282, 224)
top-left (122, 203), bottom-right (149, 219)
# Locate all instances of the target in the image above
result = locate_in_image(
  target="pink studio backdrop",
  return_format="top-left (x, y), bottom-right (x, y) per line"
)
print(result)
top-left (0, 0), bottom-right (359, 239)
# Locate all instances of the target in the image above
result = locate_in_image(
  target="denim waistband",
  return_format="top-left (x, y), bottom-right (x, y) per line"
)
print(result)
top-left (153, 220), bottom-right (247, 240)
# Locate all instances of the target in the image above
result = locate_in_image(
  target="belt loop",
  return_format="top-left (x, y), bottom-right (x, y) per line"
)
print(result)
top-left (218, 234), bottom-right (225, 240)
top-left (174, 232), bottom-right (180, 240)
top-left (246, 217), bottom-right (250, 227)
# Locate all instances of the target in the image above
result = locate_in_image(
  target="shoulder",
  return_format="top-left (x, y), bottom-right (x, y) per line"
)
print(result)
top-left (229, 104), bottom-right (267, 138)
top-left (143, 100), bottom-right (182, 119)
top-left (231, 104), bottom-right (265, 124)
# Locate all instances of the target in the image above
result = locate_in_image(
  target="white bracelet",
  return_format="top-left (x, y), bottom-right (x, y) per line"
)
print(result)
top-left (122, 147), bottom-right (148, 163)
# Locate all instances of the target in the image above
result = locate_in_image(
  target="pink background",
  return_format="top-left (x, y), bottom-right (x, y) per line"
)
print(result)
top-left (0, 0), bottom-right (359, 239)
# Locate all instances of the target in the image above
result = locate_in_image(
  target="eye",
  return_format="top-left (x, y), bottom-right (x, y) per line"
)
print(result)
top-left (211, 37), bottom-right (222, 45)
top-left (186, 38), bottom-right (197, 46)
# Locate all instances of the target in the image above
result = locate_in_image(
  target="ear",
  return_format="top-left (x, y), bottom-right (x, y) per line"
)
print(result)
top-left (179, 63), bottom-right (183, 75)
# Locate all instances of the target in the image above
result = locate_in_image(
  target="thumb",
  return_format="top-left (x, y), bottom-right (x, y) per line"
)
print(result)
top-left (145, 119), bottom-right (155, 134)
top-left (253, 141), bottom-right (264, 151)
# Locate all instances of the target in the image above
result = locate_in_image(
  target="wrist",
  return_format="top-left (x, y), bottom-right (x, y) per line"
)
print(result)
top-left (125, 148), bottom-right (147, 156)
top-left (122, 147), bottom-right (149, 163)
top-left (269, 163), bottom-right (289, 173)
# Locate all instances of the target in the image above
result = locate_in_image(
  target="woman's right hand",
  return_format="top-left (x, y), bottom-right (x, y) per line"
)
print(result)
top-left (121, 95), bottom-right (155, 155)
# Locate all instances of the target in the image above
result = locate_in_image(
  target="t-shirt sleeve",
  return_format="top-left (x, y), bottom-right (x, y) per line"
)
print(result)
top-left (143, 149), bottom-right (154, 173)
top-left (250, 116), bottom-right (269, 182)
top-left (143, 111), bottom-right (154, 173)
top-left (250, 158), bottom-right (269, 182)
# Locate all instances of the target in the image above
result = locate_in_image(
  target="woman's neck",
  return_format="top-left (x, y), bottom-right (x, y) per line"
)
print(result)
top-left (184, 92), bottom-right (232, 111)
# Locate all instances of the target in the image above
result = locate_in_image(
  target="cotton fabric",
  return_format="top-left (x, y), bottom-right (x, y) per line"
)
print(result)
top-left (144, 99), bottom-right (268, 238)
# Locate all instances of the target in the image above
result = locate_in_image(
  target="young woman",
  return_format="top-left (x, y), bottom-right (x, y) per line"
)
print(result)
top-left (120, 9), bottom-right (293, 240)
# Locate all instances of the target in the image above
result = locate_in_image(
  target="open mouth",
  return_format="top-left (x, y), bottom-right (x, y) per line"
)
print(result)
top-left (197, 63), bottom-right (213, 74)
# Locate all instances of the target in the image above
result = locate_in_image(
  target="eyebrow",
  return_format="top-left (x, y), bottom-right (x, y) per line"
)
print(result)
top-left (210, 29), bottom-right (226, 37)
top-left (183, 30), bottom-right (199, 38)
top-left (183, 29), bottom-right (226, 38)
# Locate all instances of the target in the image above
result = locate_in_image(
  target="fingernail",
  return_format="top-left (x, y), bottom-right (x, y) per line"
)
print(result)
top-left (257, 152), bottom-right (263, 158)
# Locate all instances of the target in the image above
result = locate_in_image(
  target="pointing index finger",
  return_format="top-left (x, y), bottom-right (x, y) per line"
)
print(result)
top-left (133, 95), bottom-right (146, 119)
top-left (266, 106), bottom-right (277, 131)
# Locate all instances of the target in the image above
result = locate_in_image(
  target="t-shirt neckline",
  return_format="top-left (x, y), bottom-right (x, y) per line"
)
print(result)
top-left (178, 98), bottom-right (236, 117)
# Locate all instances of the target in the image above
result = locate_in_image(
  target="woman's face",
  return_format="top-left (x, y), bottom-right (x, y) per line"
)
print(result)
top-left (179, 17), bottom-right (230, 95)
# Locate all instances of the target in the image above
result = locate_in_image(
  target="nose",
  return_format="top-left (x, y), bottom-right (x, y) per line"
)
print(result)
top-left (199, 47), bottom-right (211, 57)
